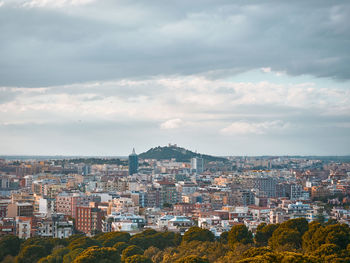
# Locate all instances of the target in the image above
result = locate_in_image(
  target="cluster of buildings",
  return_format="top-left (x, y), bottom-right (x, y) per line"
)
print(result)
top-left (1, 148), bottom-right (350, 239)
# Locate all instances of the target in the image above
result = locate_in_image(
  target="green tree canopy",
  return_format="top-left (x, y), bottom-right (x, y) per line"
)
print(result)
top-left (175, 255), bottom-right (210, 263)
top-left (228, 224), bottom-right (253, 246)
top-left (269, 228), bottom-right (301, 251)
top-left (254, 223), bottom-right (279, 246)
top-left (113, 242), bottom-right (130, 254)
top-left (121, 245), bottom-right (144, 262)
top-left (68, 237), bottom-right (100, 251)
top-left (96, 232), bottom-right (131, 247)
top-left (279, 218), bottom-right (309, 236)
top-left (72, 246), bottom-right (120, 263)
top-left (182, 227), bottom-right (215, 243)
top-left (15, 245), bottom-right (48, 263)
top-left (124, 255), bottom-right (152, 263)
top-left (0, 235), bottom-right (21, 261)
top-left (63, 248), bottom-right (84, 263)
top-left (38, 247), bottom-right (70, 263)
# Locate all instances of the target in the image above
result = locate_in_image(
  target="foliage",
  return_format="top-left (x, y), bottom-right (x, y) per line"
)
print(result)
top-left (121, 245), bottom-right (144, 262)
top-left (182, 227), bottom-right (215, 243)
top-left (241, 247), bottom-right (273, 258)
top-left (0, 235), bottom-right (21, 261)
top-left (68, 237), bottom-right (100, 251)
top-left (130, 230), bottom-right (181, 250)
top-left (279, 218), bottom-right (309, 236)
top-left (157, 241), bottom-right (228, 263)
top-left (96, 232), bottom-right (131, 247)
top-left (72, 246), bottom-right (120, 263)
top-left (113, 242), bottom-right (130, 254)
top-left (2, 219), bottom-right (350, 263)
top-left (63, 248), bottom-right (84, 263)
top-left (143, 246), bottom-right (160, 261)
top-left (38, 247), bottom-right (70, 263)
top-left (175, 255), bottom-right (209, 263)
top-left (228, 224), bottom-right (253, 246)
top-left (219, 231), bottom-right (228, 244)
top-left (15, 245), bottom-right (48, 263)
top-left (269, 227), bottom-right (302, 251)
top-left (254, 223), bottom-right (279, 246)
top-left (139, 145), bottom-right (227, 163)
top-left (124, 255), bottom-right (152, 263)
top-left (303, 223), bottom-right (350, 252)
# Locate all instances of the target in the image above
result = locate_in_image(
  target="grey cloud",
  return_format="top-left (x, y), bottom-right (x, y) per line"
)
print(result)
top-left (0, 0), bottom-right (350, 86)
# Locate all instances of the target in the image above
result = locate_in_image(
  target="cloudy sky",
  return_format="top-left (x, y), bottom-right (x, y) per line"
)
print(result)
top-left (0, 0), bottom-right (350, 156)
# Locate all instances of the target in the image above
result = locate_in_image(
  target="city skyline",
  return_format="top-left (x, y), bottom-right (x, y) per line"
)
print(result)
top-left (0, 0), bottom-right (350, 156)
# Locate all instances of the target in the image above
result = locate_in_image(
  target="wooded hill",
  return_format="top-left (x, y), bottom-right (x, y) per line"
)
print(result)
top-left (139, 145), bottom-right (228, 163)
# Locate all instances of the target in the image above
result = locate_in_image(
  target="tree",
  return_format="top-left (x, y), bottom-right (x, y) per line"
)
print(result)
top-left (219, 232), bottom-right (228, 244)
top-left (68, 237), bottom-right (100, 251)
top-left (63, 248), bottom-right (84, 263)
top-left (175, 255), bottom-right (209, 263)
top-left (96, 232), bottom-right (130, 247)
top-left (113, 242), bottom-right (129, 254)
top-left (242, 247), bottom-right (273, 259)
top-left (228, 224), bottom-right (253, 246)
top-left (254, 223), bottom-right (279, 246)
top-left (269, 228), bottom-right (301, 251)
top-left (15, 245), bottom-right (48, 263)
top-left (0, 235), bottom-right (21, 261)
top-left (121, 245), bottom-right (144, 262)
top-left (72, 246), bottom-right (120, 263)
top-left (304, 223), bottom-right (350, 252)
top-left (20, 237), bottom-right (55, 253)
top-left (279, 218), bottom-right (308, 236)
top-left (38, 247), bottom-right (70, 263)
top-left (143, 246), bottom-right (160, 261)
top-left (313, 243), bottom-right (341, 258)
top-left (183, 227), bottom-right (215, 243)
top-left (124, 255), bottom-right (152, 263)
top-left (302, 221), bottom-right (322, 252)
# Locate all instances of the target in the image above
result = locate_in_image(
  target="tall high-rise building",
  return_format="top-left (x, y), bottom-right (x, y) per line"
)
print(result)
top-left (128, 148), bottom-right (139, 175)
top-left (191, 157), bottom-right (204, 174)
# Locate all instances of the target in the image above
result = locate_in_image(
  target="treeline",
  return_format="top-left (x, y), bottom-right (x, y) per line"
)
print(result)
top-left (1, 219), bottom-right (350, 263)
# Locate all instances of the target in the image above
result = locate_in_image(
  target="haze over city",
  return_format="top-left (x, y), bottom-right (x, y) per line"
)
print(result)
top-left (0, 0), bottom-right (349, 156)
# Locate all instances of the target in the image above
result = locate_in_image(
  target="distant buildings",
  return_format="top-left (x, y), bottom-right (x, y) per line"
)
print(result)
top-left (1, 150), bottom-right (350, 240)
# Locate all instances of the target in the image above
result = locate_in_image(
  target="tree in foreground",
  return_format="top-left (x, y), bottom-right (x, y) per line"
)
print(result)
top-left (15, 245), bottom-right (48, 263)
top-left (72, 246), bottom-right (120, 263)
top-left (183, 227), bottom-right (215, 243)
top-left (124, 255), bottom-right (152, 263)
top-left (121, 245), bottom-right (144, 262)
top-left (0, 235), bottom-right (21, 261)
top-left (228, 224), bottom-right (253, 247)
top-left (175, 255), bottom-right (210, 263)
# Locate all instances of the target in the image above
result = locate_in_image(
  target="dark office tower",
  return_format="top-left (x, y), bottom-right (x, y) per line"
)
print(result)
top-left (128, 148), bottom-right (139, 175)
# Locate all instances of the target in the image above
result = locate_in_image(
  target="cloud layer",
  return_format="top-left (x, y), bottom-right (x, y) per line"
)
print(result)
top-left (0, 0), bottom-right (350, 86)
top-left (0, 75), bottom-right (349, 155)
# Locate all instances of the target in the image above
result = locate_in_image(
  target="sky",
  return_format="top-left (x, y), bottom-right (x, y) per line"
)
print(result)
top-left (0, 0), bottom-right (350, 156)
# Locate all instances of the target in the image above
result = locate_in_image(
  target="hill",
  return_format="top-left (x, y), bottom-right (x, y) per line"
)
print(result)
top-left (139, 145), bottom-right (227, 162)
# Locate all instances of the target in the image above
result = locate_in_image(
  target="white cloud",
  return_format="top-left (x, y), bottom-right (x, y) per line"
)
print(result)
top-left (22, 0), bottom-right (94, 8)
top-left (160, 118), bottom-right (184, 129)
top-left (220, 120), bottom-right (288, 135)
